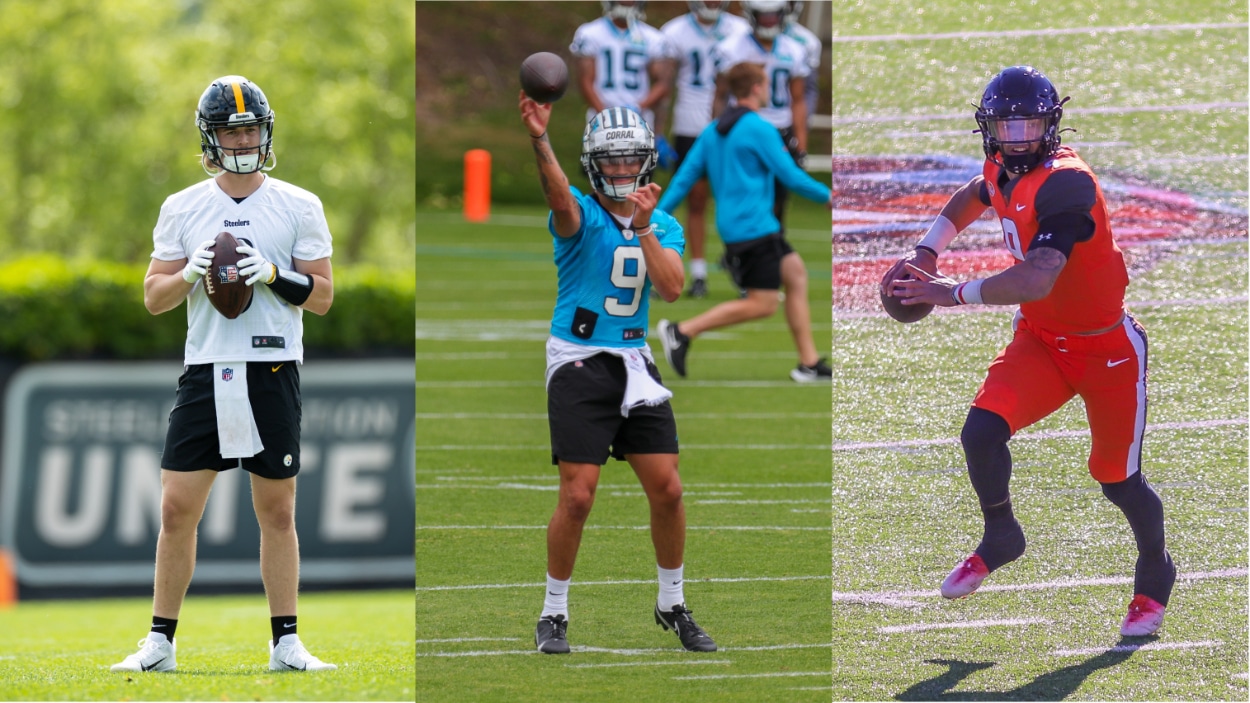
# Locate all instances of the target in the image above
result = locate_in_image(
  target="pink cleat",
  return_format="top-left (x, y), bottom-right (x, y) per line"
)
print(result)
top-left (1120, 594), bottom-right (1166, 636)
top-left (941, 554), bottom-right (990, 599)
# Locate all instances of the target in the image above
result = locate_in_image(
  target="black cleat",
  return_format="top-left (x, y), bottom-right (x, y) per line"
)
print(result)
top-left (686, 278), bottom-right (708, 298)
top-left (535, 615), bottom-right (570, 654)
top-left (654, 603), bottom-right (717, 652)
top-left (657, 319), bottom-right (690, 378)
top-left (790, 357), bottom-right (833, 383)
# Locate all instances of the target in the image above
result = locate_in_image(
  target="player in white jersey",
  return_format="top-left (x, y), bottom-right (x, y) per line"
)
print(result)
top-left (112, 76), bottom-right (336, 675)
top-left (712, 0), bottom-right (811, 235)
top-left (660, 1), bottom-right (750, 298)
top-left (783, 1), bottom-right (823, 123)
top-left (569, 1), bottom-right (675, 133)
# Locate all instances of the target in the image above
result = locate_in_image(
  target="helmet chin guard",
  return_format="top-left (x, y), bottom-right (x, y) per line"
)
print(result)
top-left (580, 107), bottom-right (658, 201)
top-left (743, 0), bottom-right (788, 40)
top-left (975, 66), bottom-right (1068, 175)
top-left (196, 75), bottom-right (276, 175)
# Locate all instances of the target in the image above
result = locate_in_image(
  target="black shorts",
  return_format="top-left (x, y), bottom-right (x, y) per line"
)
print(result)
top-left (722, 233), bottom-right (794, 291)
top-left (673, 135), bottom-right (699, 172)
top-left (547, 353), bottom-right (679, 465)
top-left (162, 361), bottom-right (302, 479)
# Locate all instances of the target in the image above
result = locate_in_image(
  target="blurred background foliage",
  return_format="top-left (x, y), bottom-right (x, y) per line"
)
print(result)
top-left (0, 0), bottom-right (415, 359)
top-left (0, 0), bottom-right (415, 268)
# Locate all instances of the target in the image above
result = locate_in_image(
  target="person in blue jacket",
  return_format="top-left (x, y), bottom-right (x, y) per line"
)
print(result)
top-left (655, 61), bottom-right (834, 382)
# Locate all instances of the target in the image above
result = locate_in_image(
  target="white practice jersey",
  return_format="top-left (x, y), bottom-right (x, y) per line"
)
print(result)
top-left (151, 175), bottom-right (333, 365)
top-left (712, 31), bottom-right (811, 129)
top-left (660, 12), bottom-right (750, 137)
top-left (570, 16), bottom-right (675, 126)
top-left (784, 21), bottom-right (822, 71)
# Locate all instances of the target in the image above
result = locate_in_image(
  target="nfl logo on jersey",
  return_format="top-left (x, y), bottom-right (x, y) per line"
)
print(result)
top-left (221, 367), bottom-right (233, 382)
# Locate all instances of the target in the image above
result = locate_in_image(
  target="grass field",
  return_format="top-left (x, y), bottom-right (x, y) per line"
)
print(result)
top-left (0, 589), bottom-right (415, 701)
top-left (828, 0), bottom-right (1249, 700)
top-left (415, 197), bottom-right (834, 702)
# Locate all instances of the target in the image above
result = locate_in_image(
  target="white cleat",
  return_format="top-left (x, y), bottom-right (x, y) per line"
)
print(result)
top-left (110, 637), bottom-right (176, 672)
top-left (940, 553), bottom-right (990, 599)
top-left (269, 635), bottom-right (337, 671)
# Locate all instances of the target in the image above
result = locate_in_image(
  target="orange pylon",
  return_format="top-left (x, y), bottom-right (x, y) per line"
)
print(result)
top-left (464, 149), bottom-right (491, 222)
top-left (0, 547), bottom-right (16, 608)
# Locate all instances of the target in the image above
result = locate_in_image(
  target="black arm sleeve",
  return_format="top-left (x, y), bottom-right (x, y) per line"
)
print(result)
top-left (978, 179), bottom-right (992, 206)
top-left (1030, 169), bottom-right (1098, 257)
top-left (267, 268), bottom-right (314, 306)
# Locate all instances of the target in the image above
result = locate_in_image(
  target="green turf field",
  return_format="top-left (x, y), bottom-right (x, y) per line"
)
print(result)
top-left (415, 197), bottom-right (833, 702)
top-left (828, 0), bottom-right (1249, 699)
top-left (0, 589), bottom-right (414, 701)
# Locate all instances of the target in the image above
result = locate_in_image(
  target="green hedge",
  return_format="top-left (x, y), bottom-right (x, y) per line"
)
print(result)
top-left (0, 256), bottom-right (414, 361)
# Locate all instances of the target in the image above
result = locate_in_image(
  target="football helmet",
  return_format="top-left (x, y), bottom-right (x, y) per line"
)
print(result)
top-left (687, 1), bottom-right (723, 23)
top-left (784, 1), bottom-right (805, 25)
top-left (601, 0), bottom-right (645, 22)
top-left (580, 106), bottom-right (657, 201)
top-left (196, 75), bottom-right (275, 175)
top-left (743, 0), bottom-right (788, 40)
top-left (974, 66), bottom-right (1069, 175)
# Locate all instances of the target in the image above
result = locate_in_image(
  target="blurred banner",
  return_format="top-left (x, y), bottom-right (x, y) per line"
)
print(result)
top-left (0, 360), bottom-right (414, 596)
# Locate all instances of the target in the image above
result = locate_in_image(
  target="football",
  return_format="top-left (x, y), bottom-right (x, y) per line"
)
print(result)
top-left (880, 270), bottom-right (934, 323)
top-left (520, 52), bottom-right (569, 104)
top-left (202, 231), bottom-right (253, 319)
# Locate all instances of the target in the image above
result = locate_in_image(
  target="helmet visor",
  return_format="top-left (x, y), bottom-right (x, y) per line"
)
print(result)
top-left (985, 116), bottom-right (1049, 144)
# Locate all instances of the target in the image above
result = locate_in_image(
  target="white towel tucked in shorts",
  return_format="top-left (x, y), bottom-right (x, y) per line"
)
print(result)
top-left (213, 362), bottom-right (264, 459)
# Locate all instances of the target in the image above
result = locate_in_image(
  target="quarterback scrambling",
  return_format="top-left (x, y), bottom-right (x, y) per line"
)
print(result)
top-left (886, 66), bottom-right (1176, 637)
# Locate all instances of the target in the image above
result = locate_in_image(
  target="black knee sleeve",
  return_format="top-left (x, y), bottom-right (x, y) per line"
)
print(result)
top-left (961, 407), bottom-right (1013, 508)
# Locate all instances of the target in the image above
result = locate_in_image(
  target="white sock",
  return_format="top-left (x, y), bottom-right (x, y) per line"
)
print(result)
top-left (657, 564), bottom-right (685, 611)
top-left (541, 574), bottom-right (570, 619)
top-left (690, 259), bottom-right (708, 279)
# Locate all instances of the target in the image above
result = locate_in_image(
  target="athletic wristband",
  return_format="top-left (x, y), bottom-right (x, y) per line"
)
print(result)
top-left (951, 279), bottom-right (985, 305)
top-left (917, 215), bottom-right (959, 255)
top-left (630, 224), bottom-right (654, 237)
top-left (914, 245), bottom-right (938, 258)
top-left (267, 268), bottom-right (314, 306)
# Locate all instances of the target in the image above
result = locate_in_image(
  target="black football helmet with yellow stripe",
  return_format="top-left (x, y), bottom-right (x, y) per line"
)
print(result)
top-left (196, 76), bottom-right (275, 174)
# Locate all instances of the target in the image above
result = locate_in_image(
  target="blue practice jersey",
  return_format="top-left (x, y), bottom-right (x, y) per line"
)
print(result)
top-left (549, 186), bottom-right (685, 348)
top-left (656, 109), bottom-right (831, 244)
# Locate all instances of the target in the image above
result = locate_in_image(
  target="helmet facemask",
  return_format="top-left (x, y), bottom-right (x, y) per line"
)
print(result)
top-left (743, 0), bottom-right (788, 40)
top-left (602, 0), bottom-right (645, 22)
top-left (687, 0), bottom-right (723, 23)
top-left (580, 107), bottom-right (657, 202)
top-left (200, 116), bottom-right (275, 175)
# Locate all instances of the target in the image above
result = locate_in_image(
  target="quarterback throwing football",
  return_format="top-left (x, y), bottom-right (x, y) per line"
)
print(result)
top-left (885, 66), bottom-right (1175, 637)
top-left (519, 90), bottom-right (716, 654)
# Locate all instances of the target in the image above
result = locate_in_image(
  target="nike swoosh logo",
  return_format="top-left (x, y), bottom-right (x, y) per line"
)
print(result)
top-left (142, 657), bottom-right (167, 672)
top-left (1015, 204), bottom-right (1026, 211)
top-left (283, 623), bottom-right (296, 628)
top-left (1107, 358), bottom-right (1130, 367)
top-left (272, 363), bottom-right (284, 372)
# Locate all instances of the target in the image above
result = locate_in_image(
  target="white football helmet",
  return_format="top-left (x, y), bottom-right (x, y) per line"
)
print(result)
top-left (687, 1), bottom-right (723, 23)
top-left (743, 0), bottom-right (788, 40)
top-left (580, 107), bottom-right (657, 201)
top-left (784, 1), bottom-right (804, 26)
top-left (601, 0), bottom-right (645, 22)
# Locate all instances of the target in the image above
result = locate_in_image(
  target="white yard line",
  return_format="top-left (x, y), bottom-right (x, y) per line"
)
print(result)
top-left (673, 670), bottom-right (829, 680)
top-left (1052, 640), bottom-right (1222, 657)
top-left (566, 659), bottom-right (732, 669)
top-left (878, 617), bottom-right (1049, 634)
top-left (832, 418), bottom-right (1247, 452)
top-left (417, 574), bottom-right (827, 592)
top-left (829, 22), bottom-right (1247, 43)
top-left (833, 568), bottom-right (1247, 606)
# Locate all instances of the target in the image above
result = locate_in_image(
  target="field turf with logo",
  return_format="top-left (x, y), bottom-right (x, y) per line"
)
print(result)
top-left (415, 198), bottom-right (833, 702)
top-left (0, 589), bottom-right (415, 700)
top-left (829, 1), bottom-right (1248, 700)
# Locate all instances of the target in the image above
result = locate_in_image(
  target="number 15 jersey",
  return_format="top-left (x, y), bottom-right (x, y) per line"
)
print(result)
top-left (549, 186), bottom-right (685, 348)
